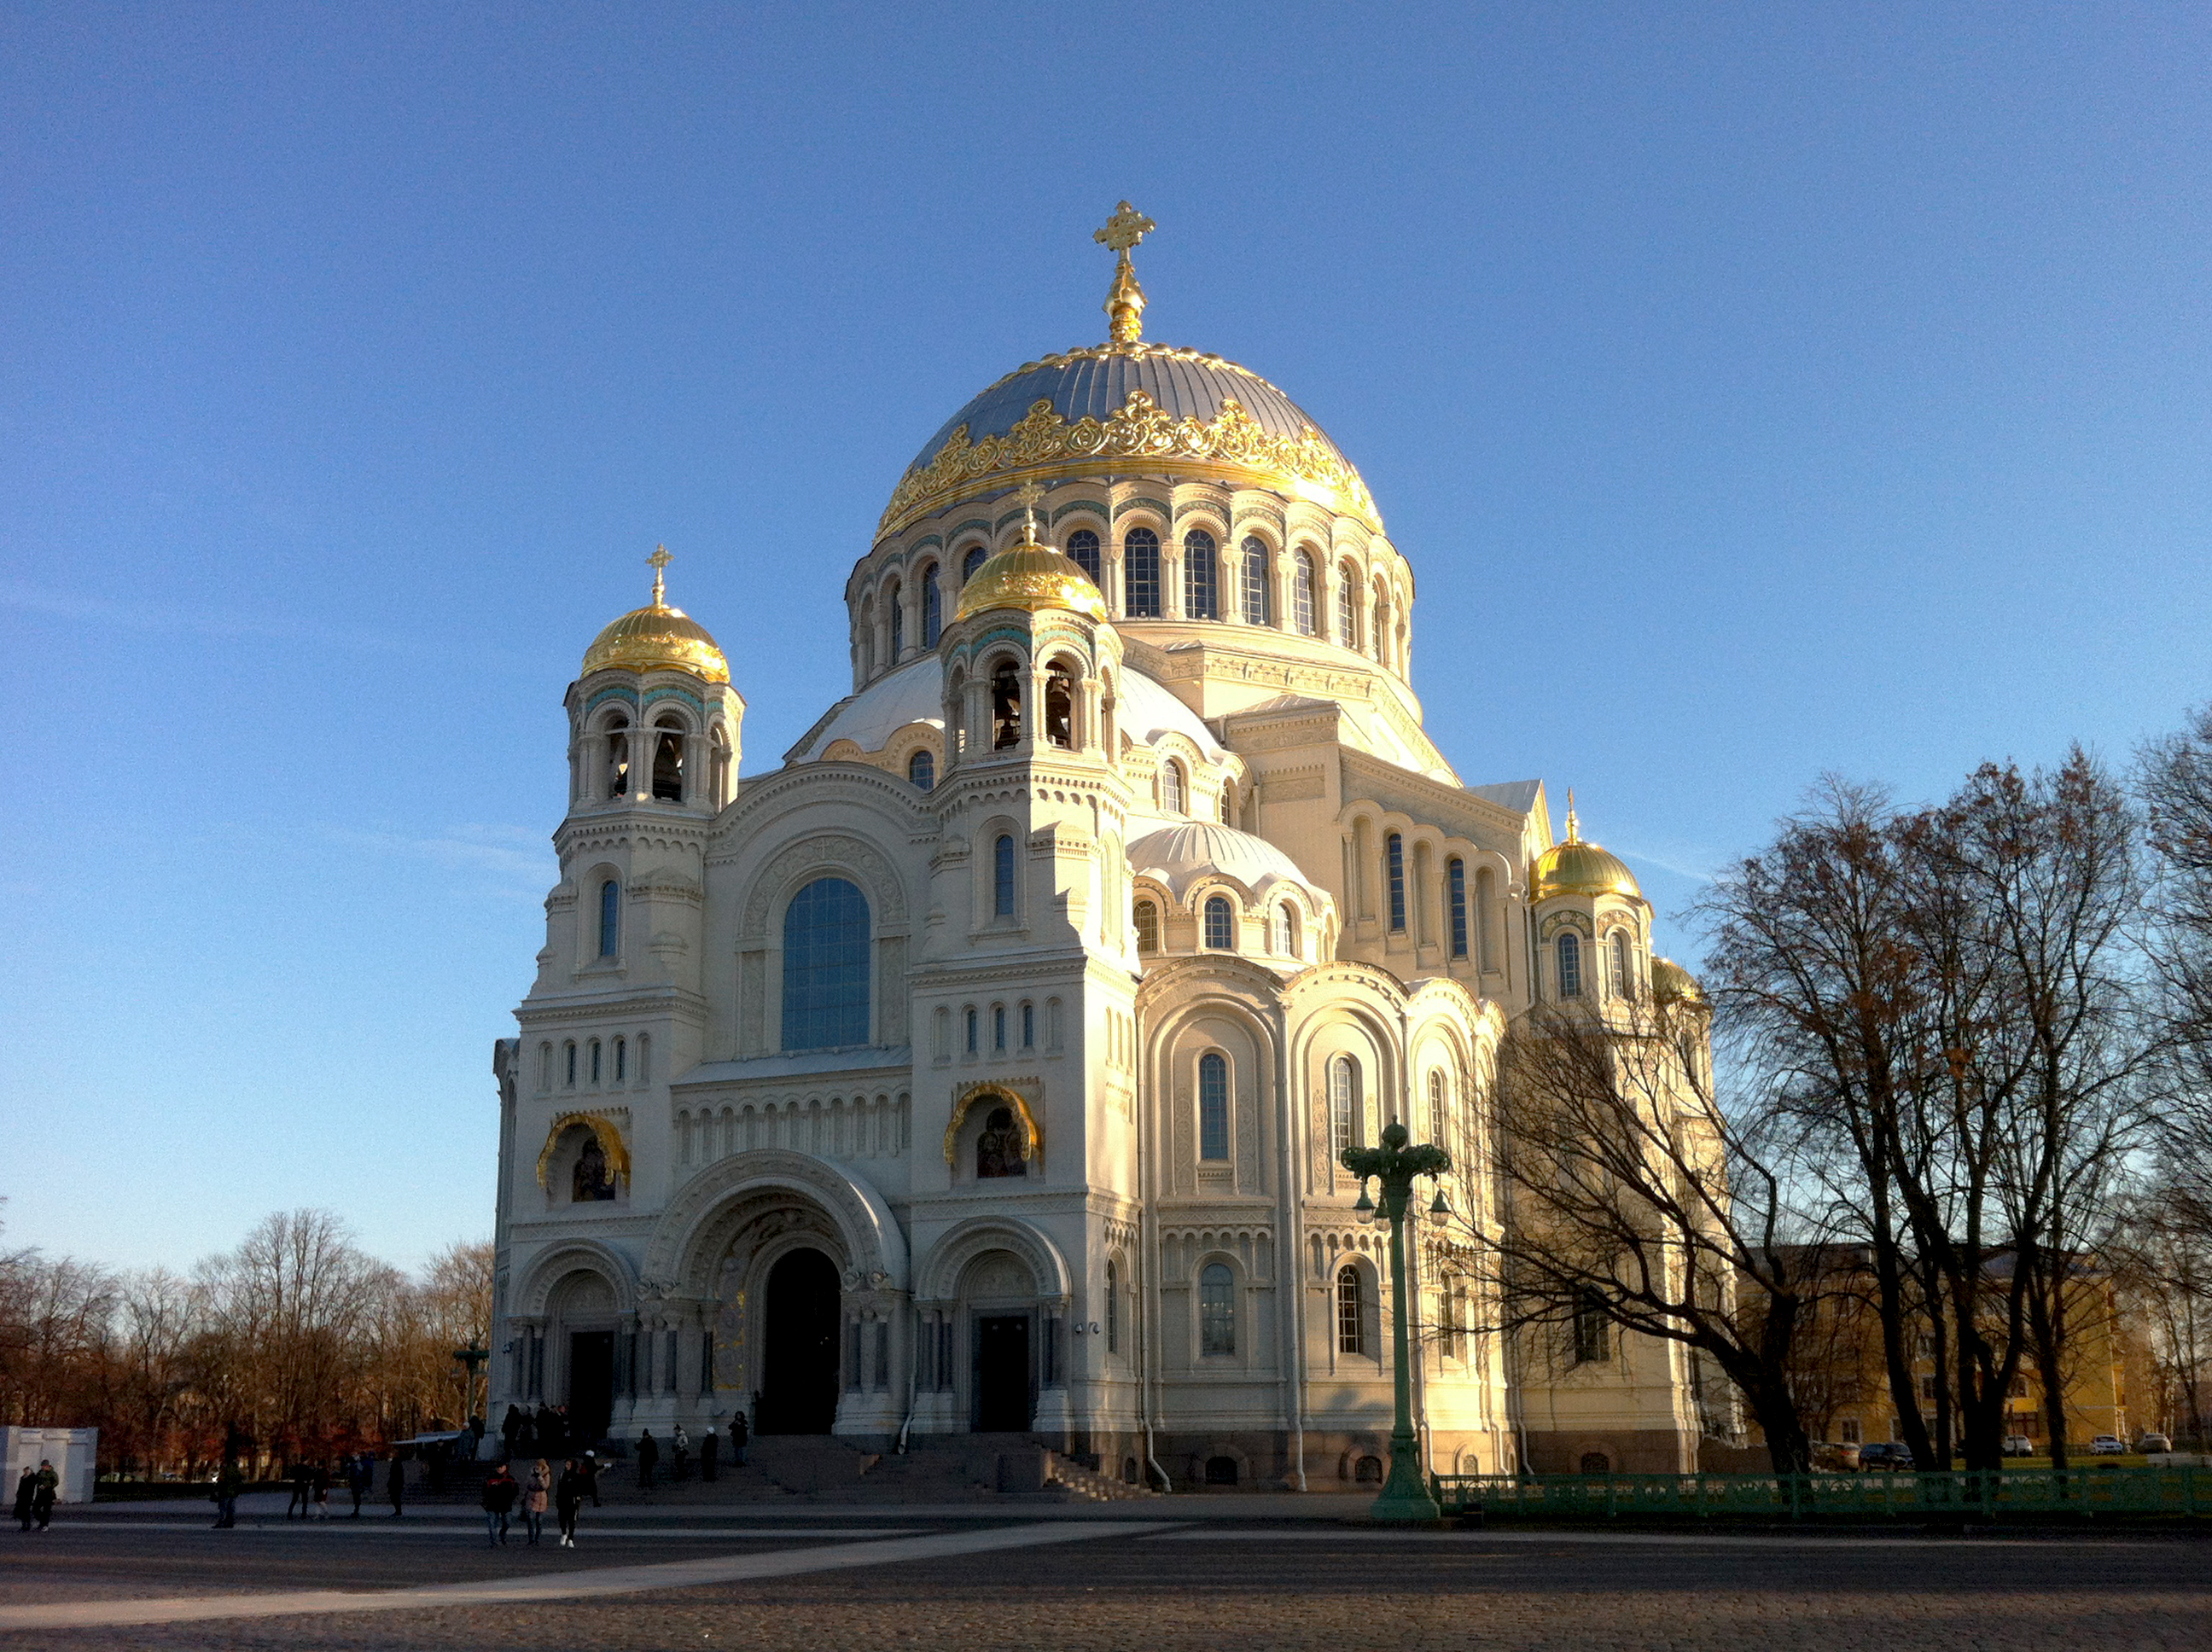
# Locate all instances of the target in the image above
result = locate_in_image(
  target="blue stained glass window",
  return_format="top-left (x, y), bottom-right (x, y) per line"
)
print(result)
top-left (1199, 1052), bottom-right (1230, 1160)
top-left (963, 545), bottom-right (987, 582)
top-left (908, 748), bottom-right (934, 790)
top-left (1294, 552), bottom-right (1317, 636)
top-left (599, 880), bottom-right (620, 958)
top-left (1386, 834), bottom-right (1406, 932)
top-left (1067, 529), bottom-right (1101, 584)
top-left (1124, 529), bottom-right (1161, 617)
top-left (1448, 858), bottom-right (1468, 958)
top-left (1241, 537), bottom-right (1271, 625)
top-left (965, 1006), bottom-right (978, 1054)
top-left (922, 567), bottom-right (941, 647)
top-left (1184, 529), bottom-right (1218, 619)
top-left (782, 876), bottom-right (871, 1050)
top-left (1199, 1261), bottom-right (1236, 1354)
top-left (1204, 894), bottom-right (1234, 950)
top-left (993, 834), bottom-right (1016, 917)
top-left (1557, 932), bottom-right (1582, 998)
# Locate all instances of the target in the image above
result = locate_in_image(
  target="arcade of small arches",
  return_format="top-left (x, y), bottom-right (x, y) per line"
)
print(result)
top-left (572, 696), bottom-right (735, 813)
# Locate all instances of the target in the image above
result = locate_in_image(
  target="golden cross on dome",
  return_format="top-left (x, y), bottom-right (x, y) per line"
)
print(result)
top-left (1093, 200), bottom-right (1156, 345)
top-left (1564, 788), bottom-right (1581, 843)
top-left (648, 544), bottom-right (672, 606)
top-left (1014, 479), bottom-right (1045, 538)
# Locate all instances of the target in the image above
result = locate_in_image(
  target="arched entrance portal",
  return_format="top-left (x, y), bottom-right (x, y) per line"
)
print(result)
top-left (758, 1247), bottom-right (841, 1434)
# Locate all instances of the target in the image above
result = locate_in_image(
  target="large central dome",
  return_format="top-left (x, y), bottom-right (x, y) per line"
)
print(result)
top-left (876, 340), bottom-right (1379, 541)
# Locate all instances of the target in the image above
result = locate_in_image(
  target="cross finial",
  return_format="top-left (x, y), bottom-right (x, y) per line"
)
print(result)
top-left (1093, 200), bottom-right (1156, 344)
top-left (1013, 479), bottom-right (1045, 540)
top-left (1564, 788), bottom-right (1580, 843)
top-left (648, 544), bottom-right (672, 606)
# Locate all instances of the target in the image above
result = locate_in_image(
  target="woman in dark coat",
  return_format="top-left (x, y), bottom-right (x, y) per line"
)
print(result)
top-left (555, 1458), bottom-right (586, 1549)
top-left (13, 1466), bottom-right (34, 1532)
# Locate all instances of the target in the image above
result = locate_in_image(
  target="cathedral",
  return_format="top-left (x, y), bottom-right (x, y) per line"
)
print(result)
top-left (489, 205), bottom-right (1713, 1488)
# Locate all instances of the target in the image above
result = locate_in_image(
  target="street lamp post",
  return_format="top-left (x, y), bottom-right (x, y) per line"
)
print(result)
top-left (1342, 1121), bottom-right (1452, 1521)
top-left (452, 1347), bottom-right (490, 1434)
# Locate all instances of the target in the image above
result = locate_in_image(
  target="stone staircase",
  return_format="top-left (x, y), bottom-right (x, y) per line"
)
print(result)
top-left (579, 1434), bottom-right (1155, 1505)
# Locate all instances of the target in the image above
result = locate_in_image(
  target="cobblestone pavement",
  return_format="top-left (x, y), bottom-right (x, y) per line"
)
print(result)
top-left (3, 1515), bottom-right (2204, 1650)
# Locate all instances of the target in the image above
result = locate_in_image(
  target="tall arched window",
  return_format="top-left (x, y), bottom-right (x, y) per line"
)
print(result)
top-left (651, 713), bottom-right (685, 801)
top-left (1044, 658), bottom-right (1076, 748)
top-left (1203, 894), bottom-right (1233, 950)
top-left (1160, 760), bottom-right (1185, 815)
top-left (1336, 566), bottom-right (1359, 648)
top-left (1447, 858), bottom-right (1469, 959)
top-left (1429, 1070), bottom-right (1448, 1148)
top-left (1336, 1265), bottom-right (1366, 1354)
top-left (782, 876), bottom-right (871, 1050)
top-left (1066, 528), bottom-right (1101, 584)
top-left (991, 659), bottom-right (1022, 749)
top-left (1385, 833), bottom-right (1406, 932)
top-left (922, 565), bottom-right (942, 648)
top-left (993, 833), bottom-right (1016, 918)
top-left (1330, 1055), bottom-right (1360, 1155)
top-left (962, 544), bottom-right (987, 583)
top-left (1123, 528), bottom-right (1161, 617)
top-left (1199, 1262), bottom-right (1236, 1355)
top-left (603, 716), bottom-right (630, 800)
top-left (907, 748), bottom-right (934, 790)
top-left (1611, 931), bottom-right (1633, 998)
top-left (598, 879), bottom-right (620, 958)
top-left (1557, 932), bottom-right (1583, 998)
top-left (614, 1036), bottom-right (627, 1084)
top-left (1104, 1259), bottom-right (1120, 1353)
top-left (888, 581), bottom-right (905, 659)
top-left (1294, 551), bottom-right (1317, 636)
top-left (1183, 528), bottom-right (1218, 619)
top-left (1278, 901), bottom-right (1300, 957)
top-left (1198, 1052), bottom-right (1230, 1160)
top-left (1240, 537), bottom-right (1271, 625)
top-left (1218, 782), bottom-right (1233, 824)
top-left (1133, 899), bottom-right (1160, 953)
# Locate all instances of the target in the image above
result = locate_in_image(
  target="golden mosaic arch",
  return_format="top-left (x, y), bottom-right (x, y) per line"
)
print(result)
top-left (535, 1112), bottom-right (632, 1190)
top-left (941, 1082), bottom-right (1045, 1168)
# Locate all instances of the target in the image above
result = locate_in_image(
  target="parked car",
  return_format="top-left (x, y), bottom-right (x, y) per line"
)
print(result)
top-left (2002, 1434), bottom-right (2035, 1457)
top-left (2087, 1434), bottom-right (2127, 1456)
top-left (2139, 1433), bottom-right (2173, 1454)
top-left (1811, 1440), bottom-right (1860, 1471)
top-left (1857, 1442), bottom-right (1915, 1471)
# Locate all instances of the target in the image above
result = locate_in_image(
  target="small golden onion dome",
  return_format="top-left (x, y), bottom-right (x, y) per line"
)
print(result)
top-left (1651, 957), bottom-right (1706, 1003)
top-left (952, 497), bottom-right (1110, 625)
top-left (580, 549), bottom-right (731, 683)
top-left (1530, 793), bottom-right (1643, 903)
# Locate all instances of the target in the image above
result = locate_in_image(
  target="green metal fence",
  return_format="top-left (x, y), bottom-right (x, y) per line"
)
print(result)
top-left (1429, 1466), bottom-right (2209, 1521)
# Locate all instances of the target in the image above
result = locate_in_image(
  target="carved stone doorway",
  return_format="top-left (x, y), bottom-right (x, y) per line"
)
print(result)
top-left (758, 1247), bottom-right (841, 1434)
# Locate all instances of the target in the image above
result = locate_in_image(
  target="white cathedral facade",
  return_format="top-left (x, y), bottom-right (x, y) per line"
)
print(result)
top-left (489, 210), bottom-right (1713, 1488)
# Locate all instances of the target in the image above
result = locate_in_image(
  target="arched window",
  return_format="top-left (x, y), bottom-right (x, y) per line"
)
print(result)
top-left (781, 876), bottom-right (871, 1050)
top-left (1278, 902), bottom-right (1300, 957)
top-left (1218, 782), bottom-right (1233, 824)
top-left (888, 581), bottom-right (905, 659)
top-left (563, 1040), bottom-right (577, 1086)
top-left (1294, 551), bottom-right (1317, 636)
top-left (990, 659), bottom-right (1022, 749)
top-left (1199, 1052), bottom-right (1230, 1160)
top-left (1105, 1259), bottom-right (1120, 1353)
top-left (962, 544), bottom-right (988, 583)
top-left (1134, 899), bottom-right (1160, 953)
top-left (1203, 894), bottom-right (1234, 950)
top-left (1123, 527), bottom-right (1161, 617)
top-left (1447, 858), bottom-right (1469, 959)
top-left (1575, 1289), bottom-right (1610, 1364)
top-left (651, 713), bottom-right (685, 801)
top-left (992, 1003), bottom-right (1006, 1050)
top-left (1044, 658), bottom-right (1075, 748)
top-left (1385, 833), bottom-right (1406, 932)
top-left (993, 834), bottom-right (1016, 918)
top-left (1557, 931), bottom-right (1583, 998)
top-left (922, 565), bottom-right (942, 648)
top-left (1330, 1055), bottom-right (1361, 1155)
top-left (589, 1038), bottom-right (602, 1085)
top-left (1021, 1001), bottom-right (1034, 1048)
top-left (1199, 1261), bottom-right (1236, 1355)
top-left (907, 748), bottom-right (934, 790)
top-left (1336, 566), bottom-right (1359, 648)
top-left (1241, 537), bottom-right (1272, 625)
top-left (964, 1005), bottom-right (978, 1055)
top-left (614, 1036), bottom-right (626, 1085)
top-left (976, 1106), bottom-right (1027, 1178)
top-left (1429, 1070), bottom-right (1448, 1148)
top-left (1161, 759), bottom-right (1185, 815)
top-left (1611, 931), bottom-right (1633, 998)
top-left (1183, 528), bottom-right (1219, 619)
top-left (603, 716), bottom-right (630, 799)
top-left (1336, 1265), bottom-right (1365, 1354)
top-left (1066, 528), bottom-right (1101, 585)
top-left (598, 879), bottom-right (620, 958)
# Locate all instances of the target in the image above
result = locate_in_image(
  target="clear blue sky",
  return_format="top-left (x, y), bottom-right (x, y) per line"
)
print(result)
top-left (4, 3), bottom-right (2206, 1273)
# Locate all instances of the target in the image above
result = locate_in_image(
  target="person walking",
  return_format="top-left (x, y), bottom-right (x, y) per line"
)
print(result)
top-left (554, 1457), bottom-right (585, 1549)
top-left (14, 1465), bottom-right (36, 1533)
top-left (635, 1429), bottom-right (658, 1493)
top-left (285, 1459), bottom-right (311, 1519)
top-left (346, 1452), bottom-right (370, 1517)
top-left (672, 1424), bottom-right (690, 1483)
top-left (212, 1459), bottom-right (244, 1530)
top-left (387, 1451), bottom-right (405, 1518)
top-left (30, 1463), bottom-right (56, 1532)
top-left (521, 1458), bottom-right (550, 1545)
top-left (480, 1462), bottom-right (518, 1547)
top-left (311, 1460), bottom-right (330, 1519)
top-left (701, 1427), bottom-right (719, 1483)
top-left (731, 1410), bottom-right (749, 1468)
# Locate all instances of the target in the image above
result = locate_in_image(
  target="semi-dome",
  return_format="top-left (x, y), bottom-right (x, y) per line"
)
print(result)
top-left (1530, 799), bottom-right (1642, 903)
top-left (582, 554), bottom-right (729, 683)
top-left (876, 341), bottom-right (1379, 540)
top-left (1651, 957), bottom-right (1706, 1003)
top-left (1127, 821), bottom-right (1318, 903)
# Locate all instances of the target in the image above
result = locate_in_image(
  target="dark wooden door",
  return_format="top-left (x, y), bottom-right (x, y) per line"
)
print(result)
top-left (760, 1248), bottom-right (841, 1434)
top-left (567, 1332), bottom-right (614, 1446)
top-left (974, 1314), bottom-right (1032, 1432)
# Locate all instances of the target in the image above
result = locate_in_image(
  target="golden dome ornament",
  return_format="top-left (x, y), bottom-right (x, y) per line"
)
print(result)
top-left (1530, 790), bottom-right (1643, 902)
top-left (952, 481), bottom-right (1111, 625)
top-left (1093, 199), bottom-right (1155, 345)
top-left (580, 545), bottom-right (731, 683)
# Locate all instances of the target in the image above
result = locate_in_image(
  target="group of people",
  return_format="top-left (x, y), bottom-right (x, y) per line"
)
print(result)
top-left (477, 1456), bottom-right (599, 1548)
top-left (496, 1404), bottom-right (582, 1461)
top-left (632, 1414), bottom-right (747, 1490)
top-left (11, 1462), bottom-right (58, 1532)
